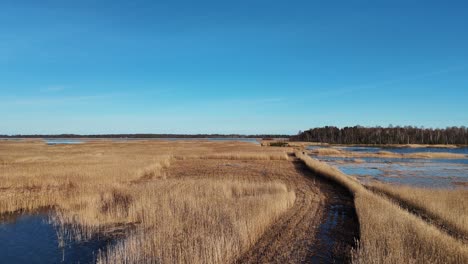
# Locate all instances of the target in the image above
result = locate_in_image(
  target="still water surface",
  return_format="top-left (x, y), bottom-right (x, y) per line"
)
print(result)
top-left (0, 213), bottom-right (111, 264)
top-left (307, 145), bottom-right (468, 155)
top-left (314, 155), bottom-right (468, 188)
top-left (42, 138), bottom-right (260, 145)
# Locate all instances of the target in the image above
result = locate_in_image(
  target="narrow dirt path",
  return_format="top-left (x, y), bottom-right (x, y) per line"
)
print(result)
top-left (237, 159), bottom-right (360, 264)
top-left (167, 157), bottom-right (360, 263)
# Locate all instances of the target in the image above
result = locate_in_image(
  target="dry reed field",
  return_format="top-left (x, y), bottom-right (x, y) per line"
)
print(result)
top-left (296, 152), bottom-right (468, 264)
top-left (166, 156), bottom-right (333, 263)
top-left (368, 181), bottom-right (468, 241)
top-left (0, 140), bottom-right (359, 263)
top-left (0, 140), bottom-right (296, 264)
top-left (2, 139), bottom-right (466, 263)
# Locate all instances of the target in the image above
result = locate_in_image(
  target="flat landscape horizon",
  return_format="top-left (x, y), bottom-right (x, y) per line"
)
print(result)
top-left (1, 127), bottom-right (468, 263)
top-left (1, 1), bottom-right (468, 263)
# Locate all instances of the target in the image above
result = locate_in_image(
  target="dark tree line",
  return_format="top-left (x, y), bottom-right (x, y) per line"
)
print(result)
top-left (291, 126), bottom-right (468, 145)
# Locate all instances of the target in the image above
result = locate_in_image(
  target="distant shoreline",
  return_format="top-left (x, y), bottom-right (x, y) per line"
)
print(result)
top-left (0, 134), bottom-right (291, 139)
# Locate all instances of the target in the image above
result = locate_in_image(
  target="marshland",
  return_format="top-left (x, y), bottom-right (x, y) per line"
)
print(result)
top-left (1, 132), bottom-right (467, 263)
top-left (2, 1), bottom-right (468, 263)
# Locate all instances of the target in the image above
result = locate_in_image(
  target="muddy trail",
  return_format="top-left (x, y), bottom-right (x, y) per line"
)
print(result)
top-left (237, 159), bottom-right (360, 264)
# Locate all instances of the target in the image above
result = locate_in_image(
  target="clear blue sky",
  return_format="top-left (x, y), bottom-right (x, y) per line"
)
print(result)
top-left (1, 1), bottom-right (467, 135)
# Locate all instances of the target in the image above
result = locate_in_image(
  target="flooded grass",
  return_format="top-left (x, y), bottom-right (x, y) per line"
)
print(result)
top-left (308, 145), bottom-right (468, 155)
top-left (311, 151), bottom-right (468, 188)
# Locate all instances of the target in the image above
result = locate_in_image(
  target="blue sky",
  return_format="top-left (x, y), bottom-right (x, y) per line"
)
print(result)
top-left (1, 1), bottom-right (467, 135)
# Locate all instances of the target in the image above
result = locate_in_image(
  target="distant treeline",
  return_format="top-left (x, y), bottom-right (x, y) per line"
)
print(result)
top-left (291, 126), bottom-right (468, 145)
top-left (0, 134), bottom-right (291, 139)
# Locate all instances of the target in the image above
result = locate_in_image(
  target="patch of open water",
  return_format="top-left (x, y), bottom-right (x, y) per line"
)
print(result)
top-left (307, 145), bottom-right (468, 155)
top-left (315, 156), bottom-right (468, 188)
top-left (0, 213), bottom-right (112, 264)
top-left (45, 139), bottom-right (84, 145)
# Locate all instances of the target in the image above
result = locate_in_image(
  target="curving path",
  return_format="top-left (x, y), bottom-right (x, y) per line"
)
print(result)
top-left (237, 159), bottom-right (360, 264)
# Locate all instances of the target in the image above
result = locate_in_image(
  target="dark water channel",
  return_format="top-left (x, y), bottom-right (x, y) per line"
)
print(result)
top-left (0, 213), bottom-right (111, 264)
top-left (308, 175), bottom-right (360, 263)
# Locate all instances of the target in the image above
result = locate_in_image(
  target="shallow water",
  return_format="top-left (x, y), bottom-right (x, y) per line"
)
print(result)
top-left (315, 156), bottom-right (468, 188)
top-left (0, 213), bottom-right (111, 264)
top-left (385, 147), bottom-right (468, 154)
top-left (337, 146), bottom-right (382, 153)
top-left (334, 145), bottom-right (468, 155)
top-left (321, 156), bottom-right (468, 165)
top-left (45, 139), bottom-right (84, 145)
top-left (307, 145), bottom-right (468, 154)
top-left (308, 180), bottom-right (359, 263)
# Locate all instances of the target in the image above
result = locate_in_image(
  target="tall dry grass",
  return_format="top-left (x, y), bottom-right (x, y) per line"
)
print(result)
top-left (352, 190), bottom-right (468, 264)
top-left (295, 151), bottom-right (468, 264)
top-left (176, 152), bottom-right (289, 161)
top-left (368, 181), bottom-right (468, 240)
top-left (295, 151), bottom-right (364, 193)
top-left (0, 140), bottom-right (295, 264)
top-left (96, 180), bottom-right (295, 264)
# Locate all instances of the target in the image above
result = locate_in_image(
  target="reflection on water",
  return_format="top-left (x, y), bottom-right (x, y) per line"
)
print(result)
top-left (45, 139), bottom-right (84, 145)
top-left (384, 147), bottom-right (468, 155)
top-left (322, 156), bottom-right (468, 165)
top-left (315, 155), bottom-right (468, 188)
top-left (307, 145), bottom-right (468, 155)
top-left (0, 213), bottom-right (111, 264)
top-left (310, 194), bottom-right (359, 263)
top-left (337, 146), bottom-right (382, 153)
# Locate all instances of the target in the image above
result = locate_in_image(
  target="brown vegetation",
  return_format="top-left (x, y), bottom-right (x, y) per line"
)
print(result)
top-left (169, 157), bottom-right (334, 263)
top-left (3, 139), bottom-right (466, 263)
top-left (368, 181), bottom-right (468, 241)
top-left (0, 140), bottom-right (296, 263)
top-left (295, 152), bottom-right (468, 264)
top-left (352, 190), bottom-right (468, 264)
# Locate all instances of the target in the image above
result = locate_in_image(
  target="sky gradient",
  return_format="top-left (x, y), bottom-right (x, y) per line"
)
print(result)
top-left (1, 1), bottom-right (467, 135)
